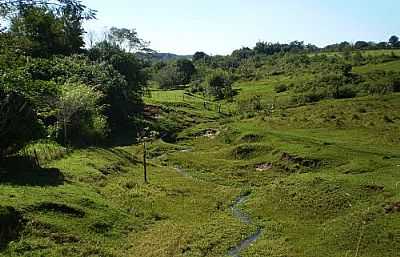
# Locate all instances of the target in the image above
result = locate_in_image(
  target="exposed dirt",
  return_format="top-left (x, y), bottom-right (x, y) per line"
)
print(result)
top-left (280, 152), bottom-right (322, 168)
top-left (97, 162), bottom-right (126, 175)
top-left (255, 163), bottom-right (273, 171)
top-left (384, 202), bottom-right (400, 214)
top-left (363, 184), bottom-right (385, 192)
top-left (143, 105), bottom-right (161, 120)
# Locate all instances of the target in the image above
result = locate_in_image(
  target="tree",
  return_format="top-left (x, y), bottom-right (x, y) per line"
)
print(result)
top-left (231, 47), bottom-right (254, 60)
top-left (354, 41), bottom-right (369, 49)
top-left (175, 59), bottom-right (196, 84)
top-left (205, 69), bottom-right (233, 99)
top-left (56, 83), bottom-right (105, 145)
top-left (8, 2), bottom-right (92, 57)
top-left (106, 27), bottom-right (150, 52)
top-left (192, 51), bottom-right (209, 62)
top-left (88, 41), bottom-right (149, 132)
top-left (154, 64), bottom-right (181, 89)
top-left (0, 90), bottom-right (42, 157)
top-left (0, 0), bottom-right (95, 20)
top-left (9, 6), bottom-right (65, 57)
top-left (389, 35), bottom-right (399, 47)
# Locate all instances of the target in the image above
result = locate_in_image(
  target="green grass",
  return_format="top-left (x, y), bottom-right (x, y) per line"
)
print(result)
top-left (163, 90), bottom-right (400, 257)
top-left (145, 90), bottom-right (187, 104)
top-left (0, 145), bottom-right (250, 256)
top-left (309, 49), bottom-right (400, 57)
top-left (353, 60), bottom-right (400, 73)
top-left (1, 72), bottom-right (400, 256)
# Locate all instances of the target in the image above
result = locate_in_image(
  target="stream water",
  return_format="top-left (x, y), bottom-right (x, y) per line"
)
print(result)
top-left (227, 195), bottom-right (263, 257)
top-left (174, 166), bottom-right (262, 257)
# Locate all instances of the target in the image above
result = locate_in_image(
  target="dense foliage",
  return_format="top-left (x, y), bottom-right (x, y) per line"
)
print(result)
top-left (0, 1), bottom-right (150, 152)
top-left (0, 89), bottom-right (42, 157)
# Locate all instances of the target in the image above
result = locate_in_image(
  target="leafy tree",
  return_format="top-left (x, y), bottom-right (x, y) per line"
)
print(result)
top-left (154, 64), bottom-right (181, 89)
top-left (88, 41), bottom-right (149, 131)
top-left (231, 47), bottom-right (254, 60)
top-left (0, 89), bottom-right (42, 157)
top-left (205, 69), bottom-right (233, 99)
top-left (377, 42), bottom-right (389, 49)
top-left (154, 59), bottom-right (195, 88)
top-left (107, 27), bottom-right (150, 52)
top-left (8, 1), bottom-right (93, 57)
top-left (389, 35), bottom-right (399, 47)
top-left (56, 83), bottom-right (106, 145)
top-left (9, 6), bottom-right (65, 57)
top-left (0, 0), bottom-right (95, 20)
top-left (175, 59), bottom-right (196, 84)
top-left (192, 51), bottom-right (209, 62)
top-left (354, 41), bottom-right (369, 49)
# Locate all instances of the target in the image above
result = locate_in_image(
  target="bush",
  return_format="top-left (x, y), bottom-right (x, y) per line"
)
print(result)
top-left (336, 85), bottom-right (357, 99)
top-left (55, 83), bottom-right (108, 145)
top-left (274, 84), bottom-right (288, 93)
top-left (237, 95), bottom-right (264, 113)
top-left (187, 80), bottom-right (205, 94)
top-left (205, 69), bottom-right (234, 99)
top-left (0, 90), bottom-right (43, 157)
top-left (154, 65), bottom-right (182, 89)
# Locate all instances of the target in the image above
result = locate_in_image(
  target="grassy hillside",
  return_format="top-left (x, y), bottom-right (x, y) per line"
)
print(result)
top-left (310, 49), bottom-right (400, 57)
top-left (353, 60), bottom-right (400, 73)
top-left (1, 52), bottom-right (400, 257)
top-left (164, 93), bottom-right (400, 257)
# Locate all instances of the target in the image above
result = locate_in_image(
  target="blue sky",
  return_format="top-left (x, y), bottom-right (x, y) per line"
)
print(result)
top-left (82, 0), bottom-right (399, 55)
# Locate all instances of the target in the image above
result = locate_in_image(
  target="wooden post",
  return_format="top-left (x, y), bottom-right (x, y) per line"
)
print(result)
top-left (33, 149), bottom-right (40, 168)
top-left (143, 141), bottom-right (148, 183)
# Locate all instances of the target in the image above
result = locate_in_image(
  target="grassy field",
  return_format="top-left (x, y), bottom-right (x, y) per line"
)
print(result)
top-left (164, 92), bottom-right (400, 257)
top-left (309, 49), bottom-right (400, 57)
top-left (1, 64), bottom-right (400, 256)
top-left (353, 60), bottom-right (400, 73)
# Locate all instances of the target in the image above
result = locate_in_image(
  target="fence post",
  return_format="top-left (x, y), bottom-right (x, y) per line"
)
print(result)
top-left (33, 149), bottom-right (40, 168)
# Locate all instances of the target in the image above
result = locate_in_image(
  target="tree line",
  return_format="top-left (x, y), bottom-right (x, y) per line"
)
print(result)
top-left (0, 0), bottom-right (151, 157)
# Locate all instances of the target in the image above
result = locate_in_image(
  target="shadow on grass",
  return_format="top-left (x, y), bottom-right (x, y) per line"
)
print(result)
top-left (0, 157), bottom-right (64, 186)
top-left (0, 206), bottom-right (24, 250)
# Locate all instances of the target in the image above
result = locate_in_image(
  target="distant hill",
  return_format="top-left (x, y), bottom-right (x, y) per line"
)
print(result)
top-left (136, 52), bottom-right (192, 61)
top-left (154, 53), bottom-right (192, 61)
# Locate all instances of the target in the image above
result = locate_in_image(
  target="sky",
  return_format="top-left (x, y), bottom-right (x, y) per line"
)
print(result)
top-left (82, 0), bottom-right (400, 55)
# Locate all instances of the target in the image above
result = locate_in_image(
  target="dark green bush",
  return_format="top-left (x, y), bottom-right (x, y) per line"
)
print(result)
top-left (205, 69), bottom-right (234, 99)
top-left (0, 90), bottom-right (43, 157)
top-left (274, 84), bottom-right (288, 93)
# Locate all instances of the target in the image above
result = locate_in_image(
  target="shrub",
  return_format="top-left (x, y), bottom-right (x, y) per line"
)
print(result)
top-left (187, 80), bottom-right (205, 94)
top-left (205, 69), bottom-right (234, 99)
top-left (274, 84), bottom-right (288, 93)
top-left (0, 90), bottom-right (43, 157)
top-left (55, 83), bottom-right (107, 145)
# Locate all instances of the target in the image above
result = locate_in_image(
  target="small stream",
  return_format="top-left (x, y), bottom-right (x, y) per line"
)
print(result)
top-left (173, 166), bottom-right (262, 257)
top-left (227, 194), bottom-right (263, 257)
